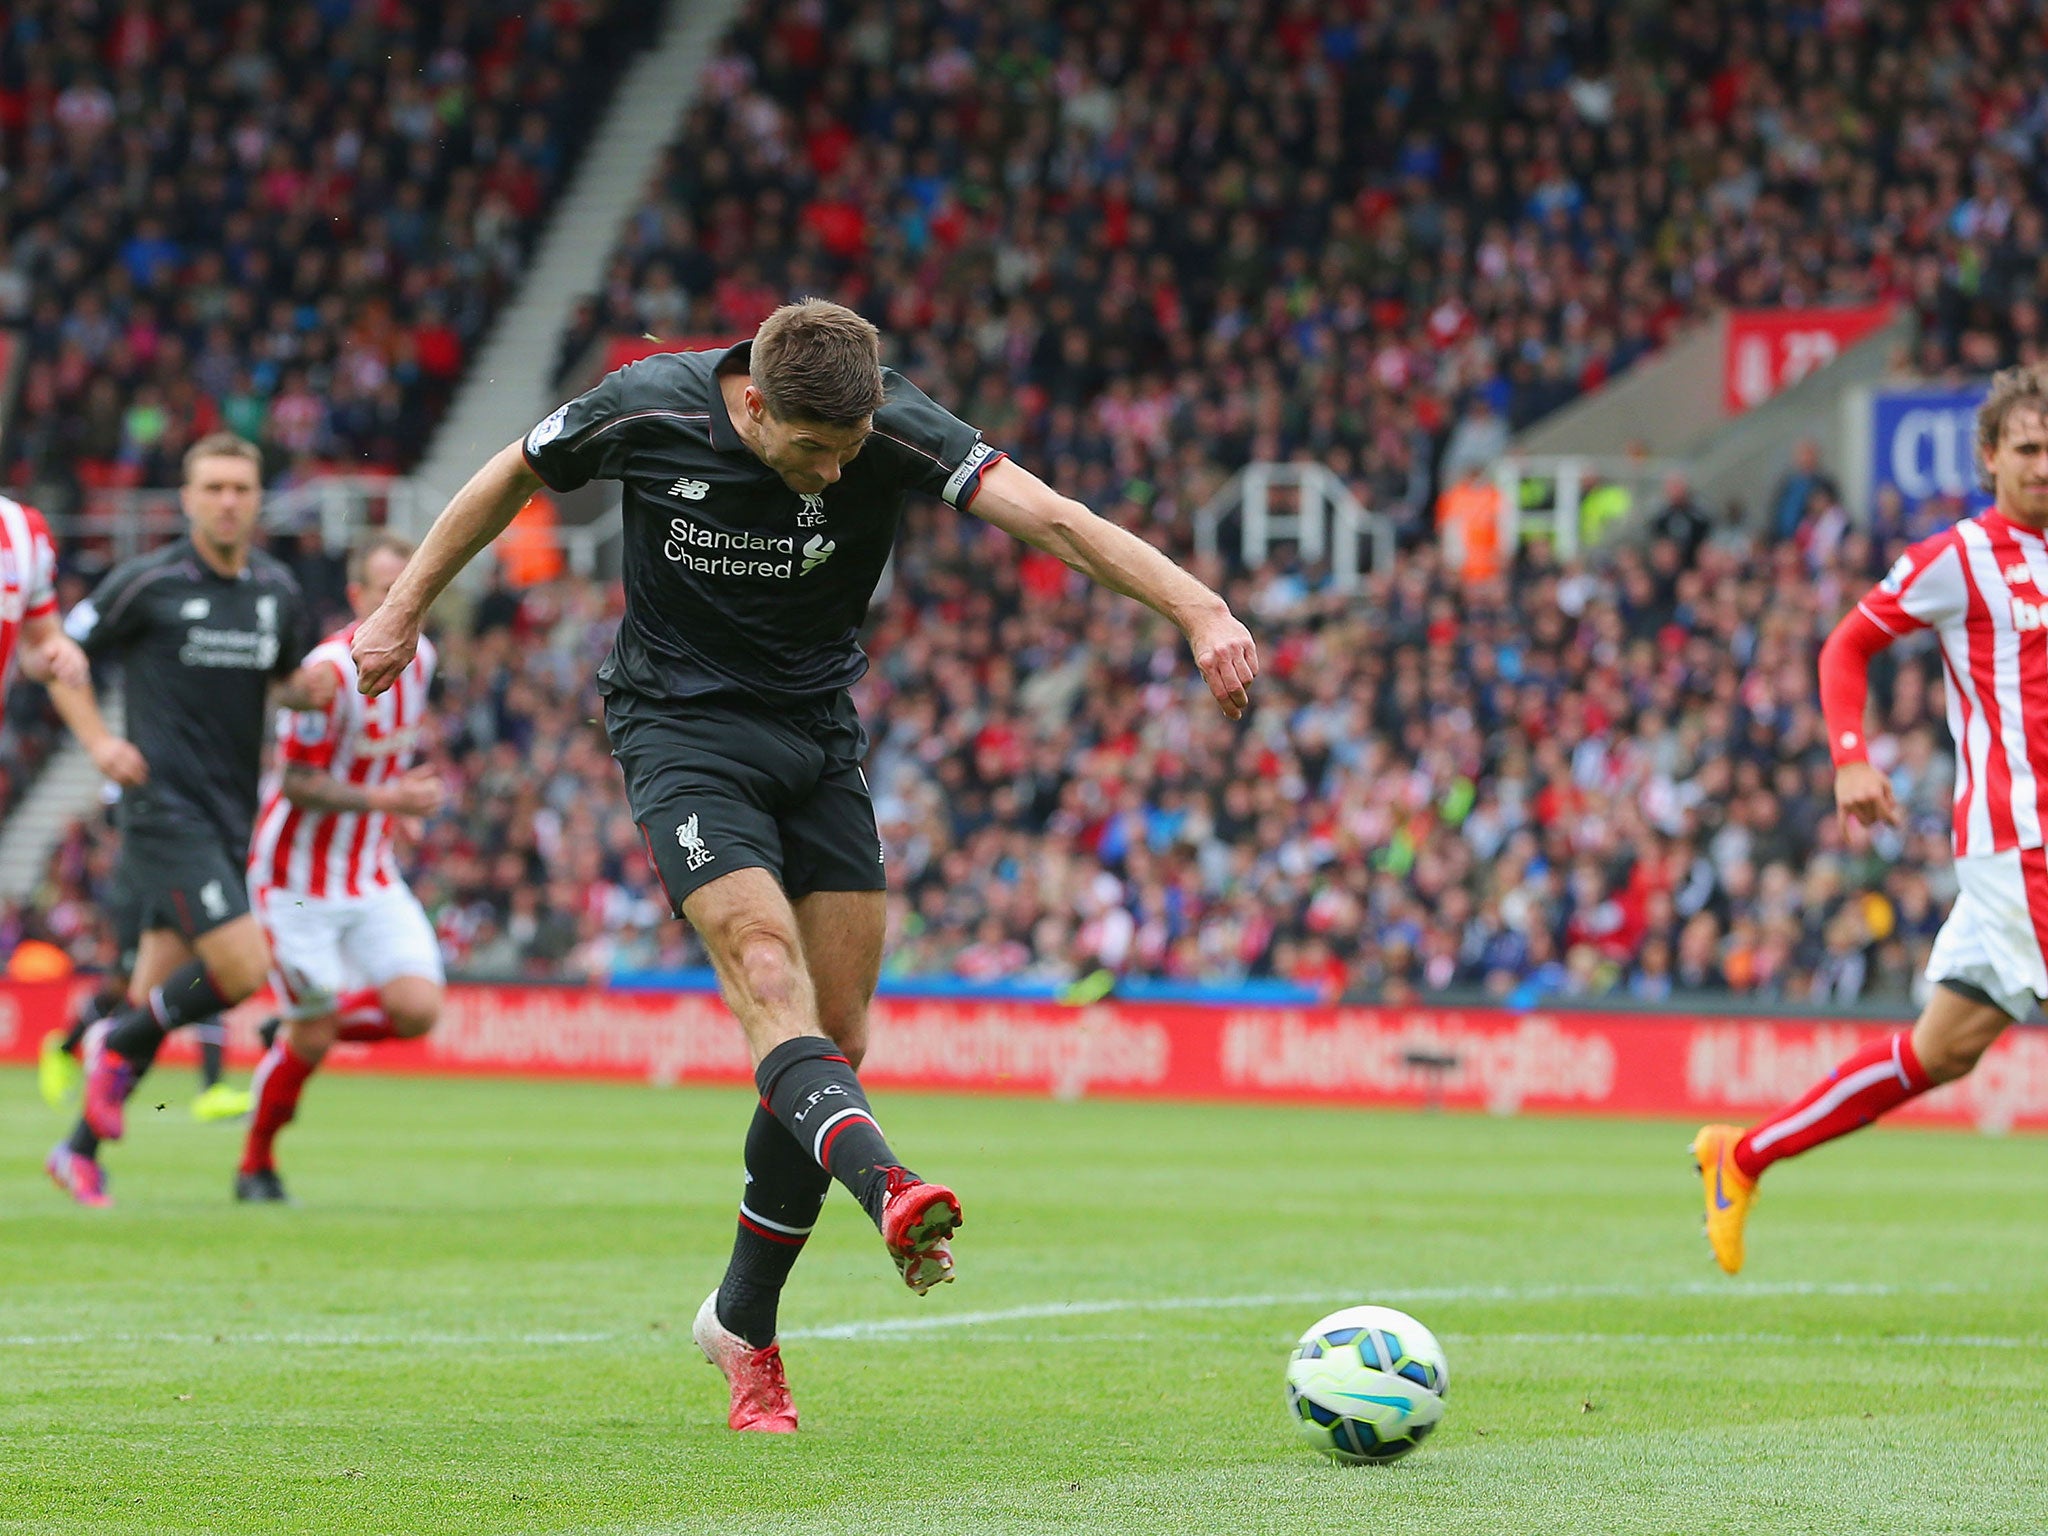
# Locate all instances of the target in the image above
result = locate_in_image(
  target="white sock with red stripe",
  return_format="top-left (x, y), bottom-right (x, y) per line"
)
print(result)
top-left (1733, 1032), bottom-right (1932, 1180)
top-left (241, 1042), bottom-right (317, 1176)
top-left (333, 988), bottom-right (395, 1044)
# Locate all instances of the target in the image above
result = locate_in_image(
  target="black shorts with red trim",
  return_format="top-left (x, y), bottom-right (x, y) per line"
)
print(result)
top-left (115, 824), bottom-right (252, 943)
top-left (605, 686), bottom-right (886, 913)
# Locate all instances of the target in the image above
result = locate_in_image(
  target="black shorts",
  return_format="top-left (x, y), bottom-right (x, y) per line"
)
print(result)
top-left (114, 825), bottom-right (252, 944)
top-left (606, 688), bottom-right (885, 912)
top-left (107, 861), bottom-right (144, 974)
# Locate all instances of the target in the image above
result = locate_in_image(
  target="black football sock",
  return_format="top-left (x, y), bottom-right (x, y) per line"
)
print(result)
top-left (104, 961), bottom-right (234, 1071)
top-left (716, 1104), bottom-right (833, 1348)
top-left (756, 1036), bottom-right (908, 1229)
top-left (60, 984), bottom-right (123, 1055)
top-left (194, 1020), bottom-right (226, 1090)
top-left (65, 1120), bottom-right (100, 1159)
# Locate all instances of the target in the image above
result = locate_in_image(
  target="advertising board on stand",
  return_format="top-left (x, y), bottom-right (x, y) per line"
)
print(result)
top-left (2, 981), bottom-right (2043, 1135)
top-left (1723, 305), bottom-right (1895, 414)
top-left (1868, 382), bottom-right (1990, 509)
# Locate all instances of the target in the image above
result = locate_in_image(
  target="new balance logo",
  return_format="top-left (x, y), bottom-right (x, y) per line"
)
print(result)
top-left (669, 478), bottom-right (709, 501)
top-left (802, 534), bottom-right (836, 574)
top-left (676, 814), bottom-right (714, 871)
top-left (199, 880), bottom-right (229, 919)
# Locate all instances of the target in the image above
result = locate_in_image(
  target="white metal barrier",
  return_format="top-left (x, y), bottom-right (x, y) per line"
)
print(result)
top-left (1192, 462), bottom-right (1394, 590)
top-left (1490, 454), bottom-right (1691, 560)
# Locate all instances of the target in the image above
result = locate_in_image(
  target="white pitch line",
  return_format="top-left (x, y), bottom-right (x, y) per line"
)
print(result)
top-left (780, 1278), bottom-right (1978, 1340)
top-left (0, 1279), bottom-right (1994, 1351)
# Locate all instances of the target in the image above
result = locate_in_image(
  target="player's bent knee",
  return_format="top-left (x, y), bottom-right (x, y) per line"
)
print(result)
top-left (196, 924), bottom-right (272, 1003)
top-left (725, 924), bottom-right (805, 1011)
top-left (1922, 1037), bottom-right (1993, 1084)
top-left (287, 1015), bottom-right (339, 1061)
top-left (381, 978), bottom-right (441, 1039)
top-left (1914, 1002), bottom-right (2010, 1083)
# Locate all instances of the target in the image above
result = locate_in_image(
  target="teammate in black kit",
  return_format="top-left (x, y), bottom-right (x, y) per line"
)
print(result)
top-left (352, 300), bottom-right (1259, 1432)
top-left (44, 433), bottom-right (332, 1207)
top-left (39, 869), bottom-right (245, 1122)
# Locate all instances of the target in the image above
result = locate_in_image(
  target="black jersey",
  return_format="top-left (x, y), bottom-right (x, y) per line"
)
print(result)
top-left (66, 542), bottom-right (313, 848)
top-left (521, 342), bottom-right (1005, 705)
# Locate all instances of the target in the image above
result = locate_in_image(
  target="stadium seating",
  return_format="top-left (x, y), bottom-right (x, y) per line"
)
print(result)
top-left (14, 0), bottom-right (2043, 1007)
top-left (13, 484), bottom-right (1953, 1008)
top-left (558, 0), bottom-right (2045, 551)
top-left (2, 0), bottom-right (654, 512)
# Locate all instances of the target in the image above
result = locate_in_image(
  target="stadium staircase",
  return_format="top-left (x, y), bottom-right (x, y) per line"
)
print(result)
top-left (410, 0), bottom-right (744, 525)
top-left (0, 693), bottom-right (117, 901)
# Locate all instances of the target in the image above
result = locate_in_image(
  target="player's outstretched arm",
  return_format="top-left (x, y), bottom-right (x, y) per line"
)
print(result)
top-left (45, 669), bottom-right (147, 787)
top-left (1819, 606), bottom-right (1902, 829)
top-left (968, 457), bottom-right (1259, 719)
top-left (354, 441), bottom-right (542, 696)
top-left (14, 610), bottom-right (88, 690)
top-left (274, 660), bottom-right (339, 714)
top-left (282, 762), bottom-right (446, 816)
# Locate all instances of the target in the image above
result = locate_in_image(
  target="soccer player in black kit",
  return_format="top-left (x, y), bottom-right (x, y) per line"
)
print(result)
top-left (44, 433), bottom-right (332, 1207)
top-left (352, 300), bottom-right (1259, 1432)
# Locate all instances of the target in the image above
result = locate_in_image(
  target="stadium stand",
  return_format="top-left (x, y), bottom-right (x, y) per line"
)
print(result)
top-left (11, 480), bottom-right (1956, 1009)
top-left (1, 0), bottom-right (655, 514)
top-left (556, 0), bottom-right (2048, 553)
top-left (9, 0), bottom-right (2044, 1005)
top-left (0, 0), bottom-right (654, 881)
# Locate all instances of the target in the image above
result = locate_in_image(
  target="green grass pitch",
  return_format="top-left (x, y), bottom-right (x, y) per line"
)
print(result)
top-left (4, 1067), bottom-right (2046, 1535)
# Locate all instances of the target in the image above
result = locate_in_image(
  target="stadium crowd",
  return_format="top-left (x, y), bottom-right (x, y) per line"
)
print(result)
top-left (557, 0), bottom-right (2048, 554)
top-left (14, 469), bottom-right (1955, 1010)
top-left (0, 0), bottom-right (652, 518)
top-left (8, 0), bottom-right (2040, 1006)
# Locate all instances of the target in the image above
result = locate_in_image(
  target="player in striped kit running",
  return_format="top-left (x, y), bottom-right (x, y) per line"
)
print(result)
top-left (0, 492), bottom-right (88, 719)
top-left (0, 490), bottom-right (88, 1072)
top-left (1695, 363), bottom-right (2048, 1273)
top-left (236, 532), bottom-right (446, 1202)
top-left (1, 489), bottom-right (91, 1099)
top-left (0, 495), bottom-right (86, 696)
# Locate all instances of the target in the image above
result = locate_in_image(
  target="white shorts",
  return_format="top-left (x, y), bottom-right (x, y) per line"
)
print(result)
top-left (252, 881), bottom-right (445, 1019)
top-left (1924, 848), bottom-right (2048, 1021)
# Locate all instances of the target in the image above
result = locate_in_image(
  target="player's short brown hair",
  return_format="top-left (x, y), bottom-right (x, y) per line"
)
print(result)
top-left (1977, 363), bottom-right (2048, 480)
top-left (181, 431), bottom-right (262, 484)
top-left (750, 299), bottom-right (885, 427)
top-left (347, 530), bottom-right (416, 585)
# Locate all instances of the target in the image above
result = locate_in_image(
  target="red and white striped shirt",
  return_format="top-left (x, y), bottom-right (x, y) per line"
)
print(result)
top-left (249, 625), bottom-right (437, 897)
top-left (1857, 508), bottom-right (2048, 857)
top-left (0, 495), bottom-right (59, 723)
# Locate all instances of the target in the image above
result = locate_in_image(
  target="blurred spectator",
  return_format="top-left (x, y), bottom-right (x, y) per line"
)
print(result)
top-left (1436, 464), bottom-right (1505, 585)
top-left (1771, 440), bottom-right (1844, 543)
top-left (1440, 398), bottom-right (1510, 487)
top-left (1651, 474), bottom-right (1713, 564)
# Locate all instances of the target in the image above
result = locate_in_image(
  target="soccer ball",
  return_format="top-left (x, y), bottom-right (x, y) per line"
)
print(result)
top-left (1284, 1304), bottom-right (1449, 1464)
